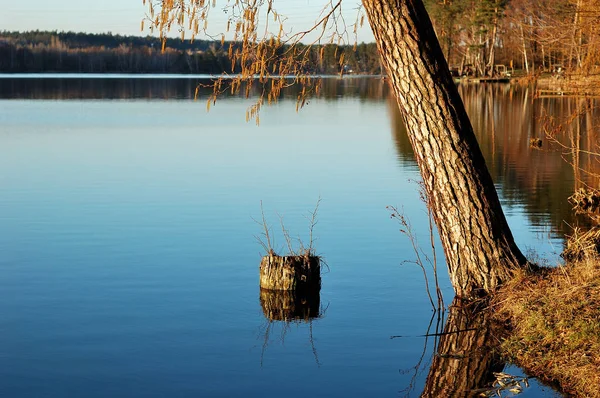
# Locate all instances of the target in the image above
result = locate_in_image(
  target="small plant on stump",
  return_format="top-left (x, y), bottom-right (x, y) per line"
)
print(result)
top-left (255, 199), bottom-right (322, 292)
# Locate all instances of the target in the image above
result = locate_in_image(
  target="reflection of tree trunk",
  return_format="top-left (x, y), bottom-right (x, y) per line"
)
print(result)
top-left (421, 300), bottom-right (504, 397)
top-left (584, 102), bottom-right (599, 187)
top-left (486, 88), bottom-right (496, 161)
top-left (363, 0), bottom-right (527, 297)
top-left (572, 101), bottom-right (582, 190)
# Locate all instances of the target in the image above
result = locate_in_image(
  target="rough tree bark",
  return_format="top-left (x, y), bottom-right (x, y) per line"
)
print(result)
top-left (362, 0), bottom-right (528, 297)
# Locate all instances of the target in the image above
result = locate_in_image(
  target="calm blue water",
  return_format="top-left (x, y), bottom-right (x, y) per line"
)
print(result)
top-left (0, 78), bottom-right (567, 397)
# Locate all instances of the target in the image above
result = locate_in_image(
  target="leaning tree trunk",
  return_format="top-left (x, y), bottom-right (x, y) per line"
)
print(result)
top-left (362, 0), bottom-right (528, 297)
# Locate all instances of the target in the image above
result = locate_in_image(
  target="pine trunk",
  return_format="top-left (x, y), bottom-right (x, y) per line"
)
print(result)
top-left (362, 0), bottom-right (528, 297)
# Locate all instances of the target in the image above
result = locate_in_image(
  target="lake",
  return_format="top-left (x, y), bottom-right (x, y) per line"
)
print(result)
top-left (2, 75), bottom-right (597, 397)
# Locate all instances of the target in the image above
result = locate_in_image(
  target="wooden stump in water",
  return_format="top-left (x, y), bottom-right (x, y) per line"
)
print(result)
top-left (259, 288), bottom-right (320, 322)
top-left (259, 254), bottom-right (321, 291)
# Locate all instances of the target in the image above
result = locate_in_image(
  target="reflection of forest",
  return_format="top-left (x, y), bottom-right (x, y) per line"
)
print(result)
top-left (391, 84), bottom-right (600, 241)
top-left (0, 76), bottom-right (390, 102)
top-left (0, 77), bottom-right (204, 100)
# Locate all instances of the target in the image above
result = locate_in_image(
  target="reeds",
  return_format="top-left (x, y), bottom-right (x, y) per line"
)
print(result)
top-left (388, 199), bottom-right (444, 312)
top-left (563, 226), bottom-right (600, 260)
top-left (569, 187), bottom-right (600, 212)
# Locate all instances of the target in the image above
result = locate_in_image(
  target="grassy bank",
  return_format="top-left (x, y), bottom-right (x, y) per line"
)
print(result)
top-left (493, 253), bottom-right (600, 397)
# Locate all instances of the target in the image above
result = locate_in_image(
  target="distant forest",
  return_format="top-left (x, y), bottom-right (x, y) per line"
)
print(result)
top-left (3, 0), bottom-right (599, 78)
top-left (0, 31), bottom-right (382, 75)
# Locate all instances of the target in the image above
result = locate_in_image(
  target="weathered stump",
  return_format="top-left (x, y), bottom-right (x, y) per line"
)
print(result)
top-left (259, 288), bottom-right (320, 322)
top-left (259, 254), bottom-right (320, 291)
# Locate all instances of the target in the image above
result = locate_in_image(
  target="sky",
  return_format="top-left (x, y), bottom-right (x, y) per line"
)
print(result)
top-left (0, 0), bottom-right (375, 43)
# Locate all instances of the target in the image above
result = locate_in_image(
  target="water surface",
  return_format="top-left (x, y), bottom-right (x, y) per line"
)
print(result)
top-left (2, 76), bottom-right (593, 397)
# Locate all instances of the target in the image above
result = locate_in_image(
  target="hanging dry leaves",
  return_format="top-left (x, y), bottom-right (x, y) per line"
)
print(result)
top-left (142, 0), bottom-right (367, 123)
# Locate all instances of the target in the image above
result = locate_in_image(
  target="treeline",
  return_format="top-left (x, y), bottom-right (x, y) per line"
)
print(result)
top-left (0, 31), bottom-right (235, 74)
top-left (425, 0), bottom-right (600, 77)
top-left (0, 31), bottom-right (381, 75)
top-left (3, 0), bottom-right (600, 78)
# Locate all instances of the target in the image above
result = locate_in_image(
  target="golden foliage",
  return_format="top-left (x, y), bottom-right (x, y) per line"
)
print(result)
top-left (143, 0), bottom-right (366, 123)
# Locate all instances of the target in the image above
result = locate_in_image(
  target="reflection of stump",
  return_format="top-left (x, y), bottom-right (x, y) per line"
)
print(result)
top-left (421, 300), bottom-right (505, 397)
top-left (259, 254), bottom-right (321, 291)
top-left (259, 288), bottom-right (321, 321)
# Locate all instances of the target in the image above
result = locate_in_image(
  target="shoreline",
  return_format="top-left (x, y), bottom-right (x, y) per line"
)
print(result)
top-left (3, 72), bottom-right (598, 97)
top-left (493, 256), bottom-right (600, 397)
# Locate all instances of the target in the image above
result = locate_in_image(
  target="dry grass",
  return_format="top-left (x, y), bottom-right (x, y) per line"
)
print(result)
top-left (569, 188), bottom-right (600, 212)
top-left (568, 189), bottom-right (600, 227)
top-left (563, 227), bottom-right (600, 261)
top-left (493, 255), bottom-right (600, 397)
